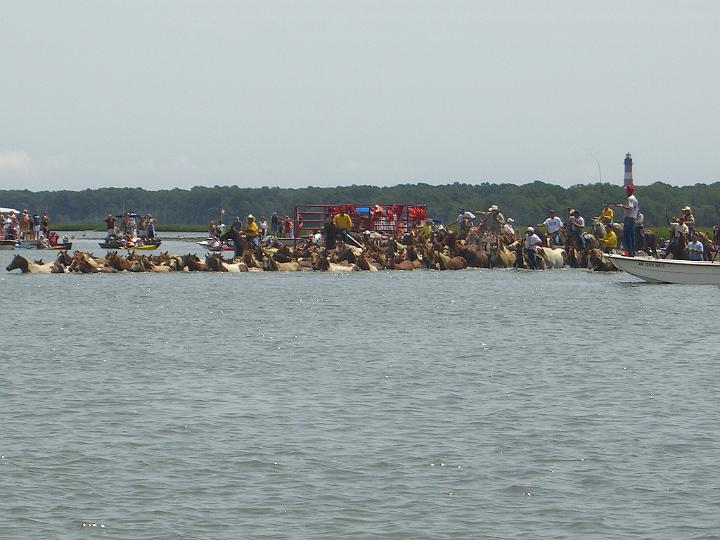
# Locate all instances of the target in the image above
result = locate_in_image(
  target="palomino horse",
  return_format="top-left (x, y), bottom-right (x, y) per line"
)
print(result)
top-left (488, 242), bottom-right (515, 268)
top-left (6, 254), bottom-right (64, 273)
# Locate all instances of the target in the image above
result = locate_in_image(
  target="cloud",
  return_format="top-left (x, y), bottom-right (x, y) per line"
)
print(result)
top-left (0, 150), bottom-right (69, 179)
top-left (0, 150), bottom-right (33, 175)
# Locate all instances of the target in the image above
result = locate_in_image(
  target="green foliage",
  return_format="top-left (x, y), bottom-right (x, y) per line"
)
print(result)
top-left (2, 181), bottom-right (720, 228)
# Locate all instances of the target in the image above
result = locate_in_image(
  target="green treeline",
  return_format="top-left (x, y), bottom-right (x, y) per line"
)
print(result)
top-left (1, 181), bottom-right (719, 228)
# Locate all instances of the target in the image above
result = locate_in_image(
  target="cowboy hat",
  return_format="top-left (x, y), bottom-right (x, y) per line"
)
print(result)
top-left (506, 218), bottom-right (514, 223)
top-left (681, 206), bottom-right (691, 212)
top-left (488, 204), bottom-right (499, 212)
top-left (526, 226), bottom-right (535, 233)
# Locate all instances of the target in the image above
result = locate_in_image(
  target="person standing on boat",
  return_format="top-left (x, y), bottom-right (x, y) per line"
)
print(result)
top-left (616, 185), bottom-right (639, 256)
top-left (687, 232), bottom-right (704, 261)
top-left (259, 216), bottom-right (268, 239)
top-left (244, 214), bottom-right (260, 247)
top-left (146, 214), bottom-right (156, 240)
top-left (270, 212), bottom-right (280, 235)
top-left (105, 213), bottom-right (116, 237)
top-left (32, 211), bottom-right (41, 240)
top-left (332, 209), bottom-right (352, 243)
top-left (634, 212), bottom-right (646, 252)
top-left (41, 211), bottom-right (49, 236)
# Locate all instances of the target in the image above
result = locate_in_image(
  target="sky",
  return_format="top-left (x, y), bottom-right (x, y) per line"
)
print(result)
top-left (1, 0), bottom-right (719, 191)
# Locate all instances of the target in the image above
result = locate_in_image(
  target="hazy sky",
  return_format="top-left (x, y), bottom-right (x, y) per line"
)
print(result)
top-left (1, 0), bottom-right (718, 190)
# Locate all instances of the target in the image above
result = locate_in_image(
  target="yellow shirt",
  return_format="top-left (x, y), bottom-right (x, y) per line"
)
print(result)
top-left (244, 221), bottom-right (259, 237)
top-left (333, 213), bottom-right (352, 229)
top-left (599, 230), bottom-right (617, 248)
top-left (600, 207), bottom-right (614, 223)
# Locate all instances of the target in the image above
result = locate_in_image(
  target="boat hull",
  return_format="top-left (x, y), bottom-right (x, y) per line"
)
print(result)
top-left (18, 240), bottom-right (72, 250)
top-left (606, 254), bottom-right (720, 285)
top-left (99, 240), bottom-right (161, 250)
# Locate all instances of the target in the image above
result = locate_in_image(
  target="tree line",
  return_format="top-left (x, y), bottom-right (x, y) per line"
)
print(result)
top-left (1, 181), bottom-right (719, 228)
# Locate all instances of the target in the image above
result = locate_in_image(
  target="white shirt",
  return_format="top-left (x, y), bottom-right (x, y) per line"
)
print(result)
top-left (688, 240), bottom-right (703, 260)
top-left (524, 233), bottom-right (542, 251)
top-left (624, 195), bottom-right (639, 219)
top-left (457, 211), bottom-right (476, 224)
top-left (501, 223), bottom-right (515, 236)
top-left (543, 216), bottom-right (563, 233)
top-left (670, 222), bottom-right (688, 238)
top-left (570, 216), bottom-right (585, 230)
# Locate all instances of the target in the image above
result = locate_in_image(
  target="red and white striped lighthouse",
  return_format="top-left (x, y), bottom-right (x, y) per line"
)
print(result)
top-left (623, 153), bottom-right (634, 187)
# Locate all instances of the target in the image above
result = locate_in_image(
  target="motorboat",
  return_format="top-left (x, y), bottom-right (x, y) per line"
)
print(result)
top-left (99, 237), bottom-right (162, 250)
top-left (198, 238), bottom-right (235, 252)
top-left (606, 253), bottom-right (720, 285)
top-left (17, 239), bottom-right (72, 250)
top-left (0, 239), bottom-right (17, 250)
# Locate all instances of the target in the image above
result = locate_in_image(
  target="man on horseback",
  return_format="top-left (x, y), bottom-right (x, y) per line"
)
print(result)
top-left (481, 204), bottom-right (505, 233)
top-left (537, 209), bottom-right (563, 246)
top-left (666, 216), bottom-right (689, 259)
top-left (568, 210), bottom-right (586, 250)
top-left (680, 206), bottom-right (695, 234)
top-left (598, 224), bottom-right (618, 253)
top-left (595, 202), bottom-right (614, 225)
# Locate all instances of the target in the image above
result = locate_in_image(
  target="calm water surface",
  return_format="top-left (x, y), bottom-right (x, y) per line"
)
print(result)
top-left (2, 236), bottom-right (719, 539)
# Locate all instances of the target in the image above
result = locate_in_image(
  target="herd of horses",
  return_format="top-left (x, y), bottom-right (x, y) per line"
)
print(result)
top-left (6, 220), bottom-right (714, 275)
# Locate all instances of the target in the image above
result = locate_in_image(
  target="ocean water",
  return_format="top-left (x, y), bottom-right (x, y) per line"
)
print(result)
top-left (2, 235), bottom-right (720, 539)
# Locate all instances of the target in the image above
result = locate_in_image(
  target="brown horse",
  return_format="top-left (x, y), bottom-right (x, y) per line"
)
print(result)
top-left (458, 245), bottom-right (490, 268)
top-left (219, 227), bottom-right (252, 257)
top-left (106, 251), bottom-right (134, 271)
top-left (181, 254), bottom-right (207, 271)
top-left (437, 252), bottom-right (467, 270)
top-left (588, 249), bottom-right (617, 271)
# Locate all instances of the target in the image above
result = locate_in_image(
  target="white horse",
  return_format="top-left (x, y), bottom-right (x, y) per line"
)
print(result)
top-left (536, 247), bottom-right (566, 269)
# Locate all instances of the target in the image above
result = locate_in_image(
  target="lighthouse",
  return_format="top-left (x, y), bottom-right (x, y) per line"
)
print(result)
top-left (624, 153), bottom-right (634, 187)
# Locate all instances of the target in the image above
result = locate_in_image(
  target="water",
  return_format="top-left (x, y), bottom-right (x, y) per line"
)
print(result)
top-left (2, 236), bottom-right (720, 539)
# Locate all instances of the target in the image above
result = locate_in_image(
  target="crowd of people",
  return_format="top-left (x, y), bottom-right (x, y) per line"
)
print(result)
top-left (1, 209), bottom-right (69, 247)
top-left (2, 209), bottom-right (49, 241)
top-left (207, 211), bottom-right (309, 248)
top-left (450, 185), bottom-right (716, 267)
top-left (104, 209), bottom-right (158, 247)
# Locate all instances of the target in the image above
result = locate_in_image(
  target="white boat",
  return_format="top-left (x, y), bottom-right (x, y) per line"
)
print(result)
top-left (606, 253), bottom-right (720, 285)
